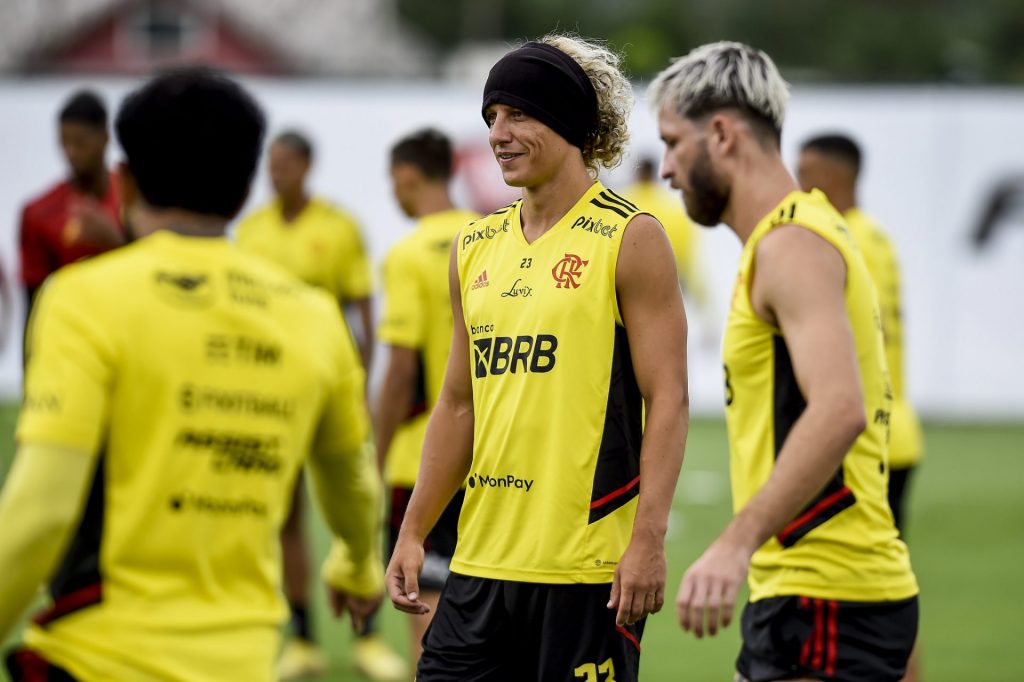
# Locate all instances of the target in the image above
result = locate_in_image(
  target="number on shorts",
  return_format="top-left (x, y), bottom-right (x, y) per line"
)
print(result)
top-left (574, 658), bottom-right (617, 682)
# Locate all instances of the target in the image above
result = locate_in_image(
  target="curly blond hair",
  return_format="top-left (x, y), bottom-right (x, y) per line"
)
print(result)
top-left (539, 33), bottom-right (633, 176)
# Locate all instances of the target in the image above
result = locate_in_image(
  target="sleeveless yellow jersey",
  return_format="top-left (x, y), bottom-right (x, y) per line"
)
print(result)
top-left (723, 190), bottom-right (917, 603)
top-left (843, 208), bottom-right (923, 469)
top-left (451, 182), bottom-right (647, 584)
top-left (17, 231), bottom-right (372, 682)
top-left (622, 180), bottom-right (704, 302)
top-left (378, 208), bottom-right (479, 487)
top-left (235, 196), bottom-right (372, 302)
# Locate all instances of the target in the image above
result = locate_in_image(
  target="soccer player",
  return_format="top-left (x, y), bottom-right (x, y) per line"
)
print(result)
top-left (0, 67), bottom-right (383, 682)
top-left (651, 42), bottom-right (919, 682)
top-left (235, 130), bottom-right (395, 680)
top-left (19, 90), bottom-right (123, 323)
top-left (375, 128), bottom-right (479, 670)
top-left (388, 34), bottom-right (689, 681)
top-left (797, 134), bottom-right (924, 535)
top-left (623, 157), bottom-right (707, 305)
top-left (798, 133), bottom-right (925, 681)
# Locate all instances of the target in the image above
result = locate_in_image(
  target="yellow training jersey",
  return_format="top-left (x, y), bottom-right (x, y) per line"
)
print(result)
top-left (452, 182), bottom-right (647, 584)
top-left (235, 196), bottom-right (372, 302)
top-left (723, 190), bottom-right (917, 603)
top-left (378, 208), bottom-right (479, 487)
top-left (843, 208), bottom-right (923, 469)
top-left (622, 180), bottom-right (704, 302)
top-left (17, 231), bottom-right (371, 682)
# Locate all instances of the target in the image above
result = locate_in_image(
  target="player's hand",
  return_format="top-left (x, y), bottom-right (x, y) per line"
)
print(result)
top-left (386, 535), bottom-right (430, 615)
top-left (676, 537), bottom-right (751, 638)
top-left (67, 199), bottom-right (122, 248)
top-left (327, 586), bottom-right (382, 632)
top-left (607, 535), bottom-right (666, 627)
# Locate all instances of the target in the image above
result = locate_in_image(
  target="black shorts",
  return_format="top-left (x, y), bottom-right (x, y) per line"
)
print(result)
top-left (418, 574), bottom-right (644, 682)
top-left (736, 595), bottom-right (919, 682)
top-left (887, 466), bottom-right (916, 535)
top-left (6, 648), bottom-right (79, 681)
top-left (388, 487), bottom-right (464, 592)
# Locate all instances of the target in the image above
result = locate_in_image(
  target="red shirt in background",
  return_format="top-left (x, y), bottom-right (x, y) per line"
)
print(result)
top-left (19, 172), bottom-right (122, 287)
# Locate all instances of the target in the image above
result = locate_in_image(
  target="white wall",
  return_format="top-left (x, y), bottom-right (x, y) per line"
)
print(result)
top-left (0, 77), bottom-right (1022, 419)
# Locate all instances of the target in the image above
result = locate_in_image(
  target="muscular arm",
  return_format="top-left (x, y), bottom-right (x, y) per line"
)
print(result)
top-left (678, 225), bottom-right (867, 638)
top-left (0, 444), bottom-right (96, 640)
top-left (372, 345), bottom-right (419, 472)
top-left (386, 241), bottom-right (474, 614)
top-left (609, 213), bottom-right (690, 626)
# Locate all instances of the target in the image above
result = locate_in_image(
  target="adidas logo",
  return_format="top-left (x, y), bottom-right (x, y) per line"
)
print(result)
top-left (471, 270), bottom-right (490, 290)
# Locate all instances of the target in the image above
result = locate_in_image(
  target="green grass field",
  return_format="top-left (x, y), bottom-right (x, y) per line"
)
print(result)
top-left (1, 407), bottom-right (1021, 681)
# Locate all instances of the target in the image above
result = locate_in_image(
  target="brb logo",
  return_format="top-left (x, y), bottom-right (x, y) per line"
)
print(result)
top-left (551, 253), bottom-right (589, 289)
top-left (473, 334), bottom-right (557, 378)
top-left (467, 472), bottom-right (535, 492)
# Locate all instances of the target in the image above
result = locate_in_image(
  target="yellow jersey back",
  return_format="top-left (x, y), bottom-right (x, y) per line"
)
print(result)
top-left (452, 182), bottom-right (646, 584)
top-left (722, 190), bottom-right (917, 603)
top-left (18, 231), bottom-right (369, 682)
top-left (843, 208), bottom-right (923, 468)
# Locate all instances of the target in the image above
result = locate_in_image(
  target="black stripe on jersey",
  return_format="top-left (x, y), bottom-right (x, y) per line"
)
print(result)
top-left (492, 201), bottom-right (519, 217)
top-left (589, 198), bottom-right (630, 220)
top-left (35, 454), bottom-right (106, 626)
top-left (772, 336), bottom-right (856, 547)
top-left (403, 350), bottom-right (428, 423)
top-left (601, 190), bottom-right (640, 213)
top-left (589, 325), bottom-right (643, 524)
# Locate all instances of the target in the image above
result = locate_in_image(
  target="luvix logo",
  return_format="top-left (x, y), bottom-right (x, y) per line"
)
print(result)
top-left (551, 253), bottom-right (589, 289)
top-left (471, 270), bottom-right (490, 290)
top-left (468, 472), bottom-right (535, 492)
top-left (473, 334), bottom-right (557, 378)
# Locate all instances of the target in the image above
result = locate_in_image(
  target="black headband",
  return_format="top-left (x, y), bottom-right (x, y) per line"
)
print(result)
top-left (481, 42), bottom-right (598, 150)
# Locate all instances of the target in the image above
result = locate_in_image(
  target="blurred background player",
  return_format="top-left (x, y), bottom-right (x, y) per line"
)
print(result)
top-left (652, 42), bottom-right (918, 682)
top-left (623, 157), bottom-right (709, 312)
top-left (798, 132), bottom-right (925, 681)
top-left (234, 130), bottom-right (397, 680)
top-left (375, 128), bottom-right (479, 673)
top-left (388, 35), bottom-right (688, 681)
top-left (18, 90), bottom-right (124, 327)
top-left (0, 67), bottom-right (383, 682)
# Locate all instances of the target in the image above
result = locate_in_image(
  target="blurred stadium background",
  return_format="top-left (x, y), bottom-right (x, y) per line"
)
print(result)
top-left (0, 1), bottom-right (1022, 680)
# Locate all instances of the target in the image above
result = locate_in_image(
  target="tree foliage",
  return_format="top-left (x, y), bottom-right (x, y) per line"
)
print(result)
top-left (397, 0), bottom-right (1024, 82)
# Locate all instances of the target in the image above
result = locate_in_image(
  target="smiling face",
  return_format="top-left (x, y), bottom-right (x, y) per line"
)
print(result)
top-left (485, 103), bottom-right (574, 189)
top-left (657, 105), bottom-right (730, 227)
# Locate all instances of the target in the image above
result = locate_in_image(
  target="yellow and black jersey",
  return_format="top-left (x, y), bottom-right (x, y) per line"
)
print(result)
top-left (17, 231), bottom-right (370, 682)
top-left (452, 182), bottom-right (649, 584)
top-left (235, 196), bottom-right (373, 302)
top-left (843, 208), bottom-right (922, 469)
top-left (723, 190), bottom-right (918, 603)
top-left (378, 208), bottom-right (479, 487)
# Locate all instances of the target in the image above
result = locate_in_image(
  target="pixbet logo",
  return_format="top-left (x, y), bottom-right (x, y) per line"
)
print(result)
top-left (551, 253), bottom-right (589, 289)
top-left (467, 472), bottom-right (535, 492)
top-left (461, 219), bottom-right (509, 250)
top-left (571, 215), bottom-right (619, 238)
top-left (473, 334), bottom-right (557, 378)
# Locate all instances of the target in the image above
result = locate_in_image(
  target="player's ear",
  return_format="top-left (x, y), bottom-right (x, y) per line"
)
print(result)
top-left (707, 113), bottom-right (736, 157)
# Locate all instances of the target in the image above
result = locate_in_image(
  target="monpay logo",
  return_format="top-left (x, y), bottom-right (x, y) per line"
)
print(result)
top-left (468, 472), bottom-right (535, 492)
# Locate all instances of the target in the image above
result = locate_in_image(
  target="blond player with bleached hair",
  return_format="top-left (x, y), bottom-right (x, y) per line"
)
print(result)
top-left (388, 33), bottom-right (689, 681)
top-left (651, 41), bottom-right (919, 682)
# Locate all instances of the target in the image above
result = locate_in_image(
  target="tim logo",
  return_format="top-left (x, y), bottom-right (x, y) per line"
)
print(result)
top-left (551, 253), bottom-right (589, 289)
top-left (473, 334), bottom-right (558, 378)
top-left (471, 270), bottom-right (490, 290)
